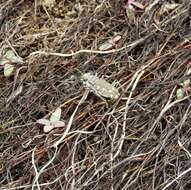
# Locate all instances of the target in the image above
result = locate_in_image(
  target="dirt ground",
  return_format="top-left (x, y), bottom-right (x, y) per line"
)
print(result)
top-left (0, 0), bottom-right (191, 189)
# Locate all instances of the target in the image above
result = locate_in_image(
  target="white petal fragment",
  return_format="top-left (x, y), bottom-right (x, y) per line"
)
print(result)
top-left (4, 49), bottom-right (23, 63)
top-left (4, 63), bottom-right (15, 77)
top-left (43, 125), bottom-right (54, 133)
top-left (50, 107), bottom-right (62, 123)
top-left (36, 119), bottom-right (51, 126)
top-left (53, 121), bottom-right (66, 128)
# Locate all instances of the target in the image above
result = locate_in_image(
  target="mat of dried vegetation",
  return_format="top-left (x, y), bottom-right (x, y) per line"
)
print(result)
top-left (1, 0), bottom-right (191, 189)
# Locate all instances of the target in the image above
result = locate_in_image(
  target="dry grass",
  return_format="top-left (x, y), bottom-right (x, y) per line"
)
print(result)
top-left (1, 0), bottom-right (191, 189)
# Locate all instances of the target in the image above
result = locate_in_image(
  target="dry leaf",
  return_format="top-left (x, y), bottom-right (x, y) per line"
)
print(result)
top-left (131, 1), bottom-right (144, 9)
top-left (7, 85), bottom-right (23, 102)
top-left (99, 42), bottom-right (113, 51)
top-left (112, 35), bottom-right (121, 43)
top-left (126, 4), bottom-right (135, 23)
top-left (145, 0), bottom-right (160, 13)
top-left (99, 35), bottom-right (121, 51)
top-left (154, 3), bottom-right (179, 24)
top-left (158, 3), bottom-right (179, 16)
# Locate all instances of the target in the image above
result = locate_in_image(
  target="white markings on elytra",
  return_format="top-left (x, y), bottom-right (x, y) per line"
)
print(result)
top-left (82, 73), bottom-right (120, 99)
top-left (96, 85), bottom-right (100, 90)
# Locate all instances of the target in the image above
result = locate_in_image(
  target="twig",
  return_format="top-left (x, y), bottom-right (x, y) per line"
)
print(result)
top-left (162, 166), bottom-right (191, 190)
top-left (32, 92), bottom-right (88, 189)
top-left (29, 38), bottom-right (145, 57)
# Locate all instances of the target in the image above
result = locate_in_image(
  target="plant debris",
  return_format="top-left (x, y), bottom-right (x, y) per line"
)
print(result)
top-left (99, 35), bottom-right (121, 51)
top-left (37, 107), bottom-right (65, 133)
top-left (0, 49), bottom-right (23, 77)
top-left (1, 0), bottom-right (191, 189)
top-left (154, 2), bottom-right (180, 24)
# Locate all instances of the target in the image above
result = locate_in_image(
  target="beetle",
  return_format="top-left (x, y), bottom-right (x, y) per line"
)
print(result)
top-left (81, 73), bottom-right (120, 99)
